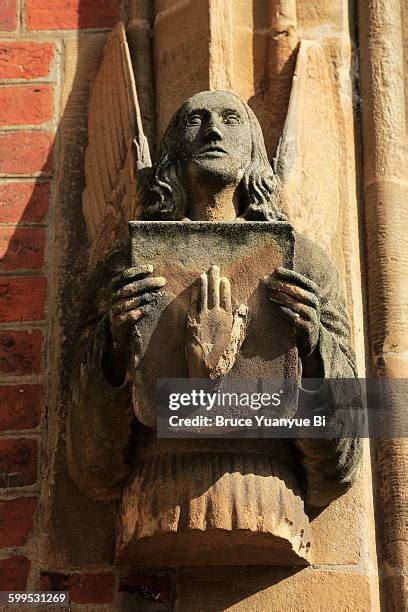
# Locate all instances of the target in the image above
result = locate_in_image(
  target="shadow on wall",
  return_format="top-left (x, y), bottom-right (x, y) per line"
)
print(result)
top-left (45, 7), bottom-right (119, 568)
top-left (0, 0), bottom-right (121, 572)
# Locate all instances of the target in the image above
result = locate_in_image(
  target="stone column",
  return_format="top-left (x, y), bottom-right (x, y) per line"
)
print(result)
top-left (151, 0), bottom-right (299, 151)
top-left (358, 1), bottom-right (408, 609)
top-left (126, 0), bottom-right (156, 148)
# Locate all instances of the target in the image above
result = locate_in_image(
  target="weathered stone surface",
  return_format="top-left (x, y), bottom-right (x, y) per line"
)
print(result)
top-left (11, 1), bottom-right (385, 609)
top-left (101, 222), bottom-right (310, 568)
top-left (359, 2), bottom-right (408, 608)
top-left (128, 221), bottom-right (297, 427)
top-left (310, 483), bottom-right (362, 565)
top-left (127, 1), bottom-right (155, 149)
top-left (117, 440), bottom-right (311, 567)
top-left (175, 567), bottom-right (377, 612)
top-left (278, 40), bottom-right (341, 257)
top-left (404, 0), bottom-right (408, 122)
top-left (297, 2), bottom-right (345, 30)
top-left (45, 31), bottom-right (117, 570)
top-left (69, 84), bottom-right (362, 578)
top-left (153, 0), bottom-right (211, 138)
top-left (79, 23), bottom-right (149, 265)
top-left (231, 1), bottom-right (298, 157)
top-left (381, 574), bottom-right (408, 612)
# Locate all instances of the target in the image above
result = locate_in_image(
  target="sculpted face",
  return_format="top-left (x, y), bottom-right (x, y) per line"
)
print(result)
top-left (178, 91), bottom-right (252, 183)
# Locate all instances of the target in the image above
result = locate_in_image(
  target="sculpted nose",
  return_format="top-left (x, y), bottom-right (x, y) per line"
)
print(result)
top-left (205, 124), bottom-right (223, 141)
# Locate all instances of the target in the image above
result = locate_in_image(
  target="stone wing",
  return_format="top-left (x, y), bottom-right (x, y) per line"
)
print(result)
top-left (274, 40), bottom-right (341, 253)
top-left (82, 21), bottom-right (151, 266)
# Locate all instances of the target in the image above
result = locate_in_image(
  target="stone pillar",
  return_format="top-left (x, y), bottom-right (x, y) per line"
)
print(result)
top-left (153, 0), bottom-right (212, 140)
top-left (358, 1), bottom-right (408, 609)
top-left (152, 0), bottom-right (299, 152)
top-left (126, 0), bottom-right (156, 148)
top-left (231, 0), bottom-right (299, 155)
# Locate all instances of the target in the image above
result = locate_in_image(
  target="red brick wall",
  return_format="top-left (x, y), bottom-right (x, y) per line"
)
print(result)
top-left (0, 1), bottom-right (128, 606)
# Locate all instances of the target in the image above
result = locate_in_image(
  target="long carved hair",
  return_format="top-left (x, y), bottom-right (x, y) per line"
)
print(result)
top-left (141, 92), bottom-right (287, 222)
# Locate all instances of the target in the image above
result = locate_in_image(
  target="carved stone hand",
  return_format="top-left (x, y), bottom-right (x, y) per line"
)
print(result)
top-left (262, 267), bottom-right (321, 357)
top-left (185, 265), bottom-right (248, 379)
top-left (106, 264), bottom-right (166, 384)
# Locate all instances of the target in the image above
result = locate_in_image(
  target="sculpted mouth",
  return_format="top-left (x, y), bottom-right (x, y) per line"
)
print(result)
top-left (197, 146), bottom-right (228, 155)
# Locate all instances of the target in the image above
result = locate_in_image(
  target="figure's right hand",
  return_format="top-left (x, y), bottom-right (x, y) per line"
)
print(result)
top-left (185, 265), bottom-right (248, 379)
top-left (109, 264), bottom-right (166, 348)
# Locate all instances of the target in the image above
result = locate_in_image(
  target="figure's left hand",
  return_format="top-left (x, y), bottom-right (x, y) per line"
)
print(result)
top-left (262, 267), bottom-right (321, 356)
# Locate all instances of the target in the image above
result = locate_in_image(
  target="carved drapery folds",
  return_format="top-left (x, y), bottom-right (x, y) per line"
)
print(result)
top-left (67, 16), bottom-right (361, 568)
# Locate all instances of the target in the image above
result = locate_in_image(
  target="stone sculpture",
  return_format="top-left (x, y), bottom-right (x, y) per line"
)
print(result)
top-left (67, 23), bottom-right (361, 567)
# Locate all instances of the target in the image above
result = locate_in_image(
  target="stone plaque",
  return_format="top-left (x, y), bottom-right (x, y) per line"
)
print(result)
top-left (129, 220), bottom-right (298, 429)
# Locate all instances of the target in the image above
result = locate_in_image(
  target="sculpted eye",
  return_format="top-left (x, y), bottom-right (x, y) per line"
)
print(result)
top-left (187, 114), bottom-right (202, 126)
top-left (223, 114), bottom-right (240, 125)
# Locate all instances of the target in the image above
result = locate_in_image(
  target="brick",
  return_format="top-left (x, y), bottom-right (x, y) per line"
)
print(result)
top-left (0, 385), bottom-right (43, 430)
top-left (0, 182), bottom-right (49, 223)
top-left (0, 438), bottom-right (38, 487)
top-left (0, 557), bottom-right (30, 590)
top-left (25, 0), bottom-right (119, 31)
top-left (0, 227), bottom-right (45, 271)
top-left (0, 1), bottom-right (17, 32)
top-left (0, 497), bottom-right (37, 546)
top-left (40, 572), bottom-right (115, 604)
top-left (0, 277), bottom-right (46, 321)
top-left (0, 331), bottom-right (43, 375)
top-left (0, 132), bottom-right (53, 174)
top-left (0, 85), bottom-right (53, 126)
top-left (0, 42), bottom-right (54, 79)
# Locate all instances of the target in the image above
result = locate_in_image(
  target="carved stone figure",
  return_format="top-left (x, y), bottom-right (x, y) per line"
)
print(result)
top-left (67, 24), bottom-right (361, 567)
